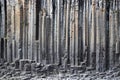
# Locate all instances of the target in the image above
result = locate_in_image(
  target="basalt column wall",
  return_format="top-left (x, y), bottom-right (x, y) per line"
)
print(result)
top-left (0, 0), bottom-right (120, 72)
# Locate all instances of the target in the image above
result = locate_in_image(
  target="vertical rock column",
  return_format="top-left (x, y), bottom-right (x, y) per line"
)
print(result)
top-left (48, 0), bottom-right (54, 64)
top-left (90, 0), bottom-right (96, 68)
top-left (19, 0), bottom-right (24, 59)
top-left (6, 0), bottom-right (12, 62)
top-left (74, 0), bottom-right (79, 66)
top-left (0, 0), bottom-right (5, 38)
top-left (60, 0), bottom-right (66, 65)
top-left (53, 0), bottom-right (60, 64)
top-left (70, 0), bottom-right (75, 66)
top-left (96, 0), bottom-right (101, 71)
top-left (82, 0), bottom-right (87, 64)
top-left (64, 0), bottom-right (70, 65)
top-left (41, 9), bottom-right (46, 64)
top-left (32, 0), bottom-right (36, 61)
top-left (78, 0), bottom-right (84, 64)
top-left (118, 0), bottom-right (120, 64)
top-left (39, 11), bottom-right (42, 63)
top-left (23, 0), bottom-right (30, 59)
top-left (28, 0), bottom-right (34, 60)
top-left (56, 0), bottom-right (60, 64)
top-left (45, 16), bottom-right (51, 64)
top-left (99, 0), bottom-right (106, 71)
top-left (109, 0), bottom-right (115, 69)
top-left (11, 0), bottom-right (15, 61)
top-left (0, 1), bottom-right (1, 59)
top-left (82, 0), bottom-right (90, 65)
top-left (0, 0), bottom-right (5, 61)
top-left (114, 0), bottom-right (120, 65)
top-left (87, 0), bottom-right (92, 66)
top-left (15, 0), bottom-right (21, 60)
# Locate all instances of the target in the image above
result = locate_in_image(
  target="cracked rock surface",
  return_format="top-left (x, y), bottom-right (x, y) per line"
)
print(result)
top-left (0, 59), bottom-right (120, 80)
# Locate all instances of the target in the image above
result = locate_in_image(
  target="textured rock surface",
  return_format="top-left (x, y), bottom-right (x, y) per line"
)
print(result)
top-left (0, 0), bottom-right (120, 70)
top-left (0, 0), bottom-right (120, 79)
top-left (0, 61), bottom-right (119, 80)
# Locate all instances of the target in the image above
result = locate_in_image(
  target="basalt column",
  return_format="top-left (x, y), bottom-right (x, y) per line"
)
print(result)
top-left (0, 0), bottom-right (5, 62)
top-left (90, 0), bottom-right (96, 69)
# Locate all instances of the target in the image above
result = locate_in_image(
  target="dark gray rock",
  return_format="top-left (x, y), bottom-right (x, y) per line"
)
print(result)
top-left (31, 63), bottom-right (36, 72)
top-left (40, 64), bottom-right (58, 75)
top-left (14, 59), bottom-right (20, 69)
top-left (31, 60), bottom-right (36, 63)
top-left (24, 63), bottom-right (31, 72)
top-left (20, 59), bottom-right (31, 71)
top-left (114, 71), bottom-right (120, 77)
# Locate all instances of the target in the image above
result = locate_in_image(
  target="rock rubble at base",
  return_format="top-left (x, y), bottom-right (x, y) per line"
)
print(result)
top-left (0, 59), bottom-right (120, 80)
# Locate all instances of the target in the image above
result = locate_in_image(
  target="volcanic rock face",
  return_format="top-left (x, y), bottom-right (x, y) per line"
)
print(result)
top-left (0, 0), bottom-right (120, 79)
top-left (0, 60), bottom-right (120, 80)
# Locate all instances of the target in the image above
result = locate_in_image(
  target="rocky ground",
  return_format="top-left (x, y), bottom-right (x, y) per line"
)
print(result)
top-left (0, 59), bottom-right (120, 80)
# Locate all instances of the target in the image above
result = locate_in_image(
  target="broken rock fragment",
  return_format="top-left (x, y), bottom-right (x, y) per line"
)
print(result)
top-left (20, 59), bottom-right (31, 71)
top-left (24, 63), bottom-right (31, 73)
